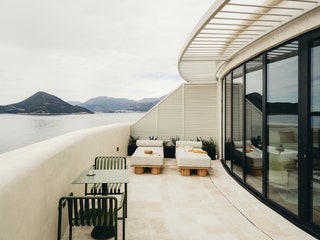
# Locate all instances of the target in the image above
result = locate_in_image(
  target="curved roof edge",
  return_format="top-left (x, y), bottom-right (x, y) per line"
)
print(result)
top-left (178, 0), bottom-right (320, 82)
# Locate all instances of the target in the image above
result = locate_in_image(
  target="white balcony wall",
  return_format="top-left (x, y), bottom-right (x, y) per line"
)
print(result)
top-left (0, 123), bottom-right (131, 240)
top-left (246, 100), bottom-right (263, 140)
top-left (131, 83), bottom-right (218, 146)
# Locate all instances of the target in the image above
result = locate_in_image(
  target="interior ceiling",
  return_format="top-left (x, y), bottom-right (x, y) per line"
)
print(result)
top-left (178, 0), bottom-right (320, 82)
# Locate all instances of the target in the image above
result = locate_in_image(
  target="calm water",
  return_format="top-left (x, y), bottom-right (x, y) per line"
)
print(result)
top-left (268, 114), bottom-right (298, 124)
top-left (0, 113), bottom-right (144, 154)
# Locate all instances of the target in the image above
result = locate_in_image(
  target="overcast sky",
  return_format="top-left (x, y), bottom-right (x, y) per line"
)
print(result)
top-left (0, 0), bottom-right (213, 105)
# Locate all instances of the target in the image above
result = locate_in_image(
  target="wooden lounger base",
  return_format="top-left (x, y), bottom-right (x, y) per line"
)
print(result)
top-left (248, 167), bottom-right (262, 176)
top-left (180, 168), bottom-right (209, 177)
top-left (133, 166), bottom-right (162, 175)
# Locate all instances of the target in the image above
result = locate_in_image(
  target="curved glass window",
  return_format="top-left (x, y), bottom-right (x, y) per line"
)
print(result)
top-left (267, 41), bottom-right (299, 214)
top-left (225, 73), bottom-right (232, 169)
top-left (245, 56), bottom-right (263, 192)
top-left (223, 29), bottom-right (320, 238)
top-left (232, 66), bottom-right (244, 179)
top-left (311, 39), bottom-right (320, 226)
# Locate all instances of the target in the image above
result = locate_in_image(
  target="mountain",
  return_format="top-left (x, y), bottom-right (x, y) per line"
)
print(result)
top-left (246, 92), bottom-right (298, 114)
top-left (126, 101), bottom-right (158, 112)
top-left (81, 97), bottom-right (137, 113)
top-left (138, 97), bottom-right (161, 103)
top-left (0, 91), bottom-right (93, 115)
top-left (268, 102), bottom-right (298, 115)
top-left (77, 96), bottom-right (164, 113)
top-left (246, 92), bottom-right (262, 111)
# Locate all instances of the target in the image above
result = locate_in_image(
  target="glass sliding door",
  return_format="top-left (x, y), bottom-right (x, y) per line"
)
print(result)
top-left (225, 74), bottom-right (232, 168)
top-left (311, 39), bottom-right (320, 226)
top-left (267, 41), bottom-right (299, 214)
top-left (245, 56), bottom-right (263, 192)
top-left (221, 28), bottom-right (320, 237)
top-left (232, 66), bottom-right (244, 178)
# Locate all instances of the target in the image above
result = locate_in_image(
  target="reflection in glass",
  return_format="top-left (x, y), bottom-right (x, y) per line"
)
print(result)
top-left (267, 41), bottom-right (298, 214)
top-left (225, 74), bottom-right (232, 169)
top-left (245, 56), bottom-right (263, 192)
top-left (311, 39), bottom-right (320, 225)
top-left (232, 66), bottom-right (244, 178)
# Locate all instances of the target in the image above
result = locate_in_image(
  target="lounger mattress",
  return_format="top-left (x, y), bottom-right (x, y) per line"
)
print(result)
top-left (131, 146), bottom-right (164, 166)
top-left (176, 148), bottom-right (211, 168)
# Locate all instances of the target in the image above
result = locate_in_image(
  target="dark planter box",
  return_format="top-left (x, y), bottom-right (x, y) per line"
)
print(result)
top-left (164, 146), bottom-right (175, 158)
top-left (204, 148), bottom-right (216, 160)
top-left (127, 145), bottom-right (137, 156)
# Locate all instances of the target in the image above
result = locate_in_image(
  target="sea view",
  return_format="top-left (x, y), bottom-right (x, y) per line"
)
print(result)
top-left (0, 113), bottom-right (144, 154)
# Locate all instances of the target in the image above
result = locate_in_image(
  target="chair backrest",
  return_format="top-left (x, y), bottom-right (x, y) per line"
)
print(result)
top-left (58, 195), bottom-right (118, 240)
top-left (94, 156), bottom-right (127, 170)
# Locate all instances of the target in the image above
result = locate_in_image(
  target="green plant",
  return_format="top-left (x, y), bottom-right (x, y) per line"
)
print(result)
top-left (163, 136), bottom-right (179, 158)
top-left (197, 137), bottom-right (216, 160)
top-left (169, 136), bottom-right (180, 146)
top-left (251, 136), bottom-right (262, 149)
top-left (163, 140), bottom-right (170, 146)
top-left (128, 135), bottom-right (139, 146)
top-left (148, 136), bottom-right (158, 140)
top-left (196, 137), bottom-right (216, 149)
top-left (225, 138), bottom-right (233, 159)
top-left (128, 135), bottom-right (139, 156)
top-left (225, 138), bottom-right (233, 149)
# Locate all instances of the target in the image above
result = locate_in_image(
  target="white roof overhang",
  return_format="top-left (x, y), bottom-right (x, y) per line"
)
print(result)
top-left (178, 0), bottom-right (320, 82)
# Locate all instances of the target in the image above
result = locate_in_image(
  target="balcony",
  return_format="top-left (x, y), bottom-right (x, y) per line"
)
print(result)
top-left (0, 123), bottom-right (315, 239)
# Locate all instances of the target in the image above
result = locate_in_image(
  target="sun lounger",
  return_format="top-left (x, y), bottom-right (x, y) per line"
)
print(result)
top-left (131, 140), bottom-right (164, 174)
top-left (176, 141), bottom-right (211, 176)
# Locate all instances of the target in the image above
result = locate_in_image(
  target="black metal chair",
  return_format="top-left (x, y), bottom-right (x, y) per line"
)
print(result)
top-left (57, 193), bottom-right (125, 240)
top-left (85, 156), bottom-right (128, 218)
top-left (85, 156), bottom-right (127, 195)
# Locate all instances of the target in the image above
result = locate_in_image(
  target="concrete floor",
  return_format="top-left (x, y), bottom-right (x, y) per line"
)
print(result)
top-left (62, 158), bottom-right (316, 240)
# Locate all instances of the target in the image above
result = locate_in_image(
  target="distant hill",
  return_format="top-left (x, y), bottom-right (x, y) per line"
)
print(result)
top-left (268, 102), bottom-right (298, 115)
top-left (246, 92), bottom-right (262, 111)
top-left (246, 92), bottom-right (297, 114)
top-left (0, 91), bottom-right (93, 115)
top-left (76, 96), bottom-right (164, 113)
top-left (80, 97), bottom-right (137, 113)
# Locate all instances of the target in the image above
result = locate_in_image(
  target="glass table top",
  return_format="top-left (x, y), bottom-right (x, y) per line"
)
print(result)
top-left (72, 169), bottom-right (130, 184)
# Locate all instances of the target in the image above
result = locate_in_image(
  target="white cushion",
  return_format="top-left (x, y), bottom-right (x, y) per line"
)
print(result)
top-left (131, 146), bottom-right (164, 166)
top-left (234, 140), bottom-right (252, 148)
top-left (176, 147), bottom-right (210, 168)
top-left (233, 141), bottom-right (242, 148)
top-left (176, 141), bottom-right (202, 148)
top-left (136, 140), bottom-right (163, 147)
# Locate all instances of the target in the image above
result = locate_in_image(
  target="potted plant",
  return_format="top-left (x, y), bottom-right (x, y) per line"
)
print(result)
top-left (127, 135), bottom-right (139, 156)
top-left (251, 136), bottom-right (262, 150)
top-left (164, 136), bottom-right (180, 158)
top-left (148, 136), bottom-right (158, 140)
top-left (225, 138), bottom-right (233, 160)
top-left (197, 137), bottom-right (216, 160)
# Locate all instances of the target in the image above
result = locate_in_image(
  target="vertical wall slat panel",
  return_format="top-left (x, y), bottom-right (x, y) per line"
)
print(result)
top-left (131, 83), bottom-right (218, 149)
top-left (184, 84), bottom-right (217, 140)
top-left (158, 86), bottom-right (183, 140)
top-left (131, 108), bottom-right (157, 139)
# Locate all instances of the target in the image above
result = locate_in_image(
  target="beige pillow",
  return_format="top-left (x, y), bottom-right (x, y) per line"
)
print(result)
top-left (233, 141), bottom-right (243, 148)
top-left (279, 131), bottom-right (295, 143)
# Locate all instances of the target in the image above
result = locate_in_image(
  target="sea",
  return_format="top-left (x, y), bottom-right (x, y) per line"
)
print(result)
top-left (0, 113), bottom-right (144, 154)
top-left (1, 113), bottom-right (317, 155)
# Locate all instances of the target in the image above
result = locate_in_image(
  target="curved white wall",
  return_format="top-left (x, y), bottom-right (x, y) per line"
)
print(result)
top-left (0, 123), bottom-right (131, 239)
